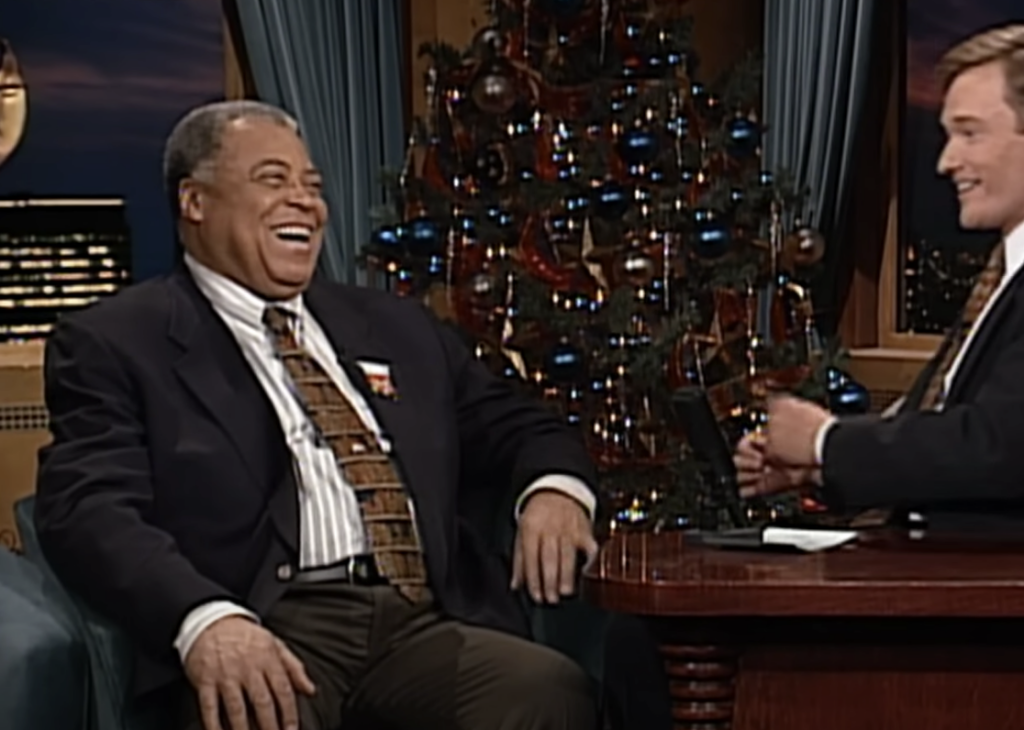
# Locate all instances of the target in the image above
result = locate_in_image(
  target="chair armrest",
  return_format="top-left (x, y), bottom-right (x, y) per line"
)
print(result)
top-left (15, 497), bottom-right (165, 730)
top-left (0, 547), bottom-right (88, 730)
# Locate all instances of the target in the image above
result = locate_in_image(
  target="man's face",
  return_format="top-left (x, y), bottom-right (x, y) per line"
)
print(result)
top-left (938, 61), bottom-right (1024, 236)
top-left (180, 117), bottom-right (328, 299)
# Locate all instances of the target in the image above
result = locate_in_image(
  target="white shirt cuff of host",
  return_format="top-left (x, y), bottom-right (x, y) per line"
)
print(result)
top-left (515, 474), bottom-right (597, 521)
top-left (813, 416), bottom-right (839, 466)
top-left (174, 600), bottom-right (259, 664)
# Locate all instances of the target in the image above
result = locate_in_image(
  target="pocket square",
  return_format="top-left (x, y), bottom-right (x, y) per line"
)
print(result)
top-left (357, 360), bottom-right (398, 399)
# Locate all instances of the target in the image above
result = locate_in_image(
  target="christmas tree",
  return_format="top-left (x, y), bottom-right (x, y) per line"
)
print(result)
top-left (363, 0), bottom-right (868, 532)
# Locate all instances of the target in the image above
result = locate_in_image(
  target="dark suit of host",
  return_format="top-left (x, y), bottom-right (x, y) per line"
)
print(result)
top-left (734, 25), bottom-right (1024, 533)
top-left (34, 101), bottom-right (601, 730)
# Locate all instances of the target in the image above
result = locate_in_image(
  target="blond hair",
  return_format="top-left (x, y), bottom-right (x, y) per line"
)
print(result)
top-left (938, 24), bottom-right (1024, 129)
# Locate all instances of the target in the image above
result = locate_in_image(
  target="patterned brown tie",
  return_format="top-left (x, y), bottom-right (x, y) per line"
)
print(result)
top-left (919, 240), bottom-right (1005, 410)
top-left (263, 306), bottom-right (429, 602)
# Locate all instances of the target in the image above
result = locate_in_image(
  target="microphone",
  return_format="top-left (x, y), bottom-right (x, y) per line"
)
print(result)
top-left (671, 387), bottom-right (749, 528)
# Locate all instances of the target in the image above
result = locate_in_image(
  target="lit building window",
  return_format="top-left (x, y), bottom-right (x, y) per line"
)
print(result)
top-left (0, 196), bottom-right (133, 343)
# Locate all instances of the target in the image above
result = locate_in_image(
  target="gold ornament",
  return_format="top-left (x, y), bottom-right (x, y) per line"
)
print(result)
top-left (0, 40), bottom-right (28, 169)
top-left (470, 59), bottom-right (518, 115)
top-left (619, 250), bottom-right (656, 287)
top-left (784, 224), bottom-right (826, 267)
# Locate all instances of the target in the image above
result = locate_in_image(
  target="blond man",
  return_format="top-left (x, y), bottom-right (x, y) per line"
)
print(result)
top-left (736, 25), bottom-right (1024, 532)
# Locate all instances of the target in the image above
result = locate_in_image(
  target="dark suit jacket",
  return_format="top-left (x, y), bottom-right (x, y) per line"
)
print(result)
top-left (821, 260), bottom-right (1024, 532)
top-left (34, 268), bottom-right (598, 696)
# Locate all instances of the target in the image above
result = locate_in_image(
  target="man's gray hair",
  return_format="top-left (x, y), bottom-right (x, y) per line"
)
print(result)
top-left (162, 100), bottom-right (298, 218)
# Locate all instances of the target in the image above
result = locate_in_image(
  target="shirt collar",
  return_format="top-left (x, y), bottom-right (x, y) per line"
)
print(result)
top-left (183, 253), bottom-right (304, 329)
top-left (1004, 221), bottom-right (1024, 280)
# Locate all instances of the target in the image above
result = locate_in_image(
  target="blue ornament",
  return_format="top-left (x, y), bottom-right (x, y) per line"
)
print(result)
top-left (405, 216), bottom-right (442, 255)
top-left (545, 340), bottom-right (586, 384)
top-left (616, 129), bottom-right (660, 166)
top-left (591, 181), bottom-right (630, 220)
top-left (691, 209), bottom-right (731, 258)
top-left (371, 225), bottom-right (402, 248)
top-left (726, 117), bottom-right (761, 159)
top-left (825, 367), bottom-right (871, 415)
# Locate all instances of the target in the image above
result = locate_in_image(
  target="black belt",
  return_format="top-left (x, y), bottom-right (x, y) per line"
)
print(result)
top-left (293, 555), bottom-right (388, 586)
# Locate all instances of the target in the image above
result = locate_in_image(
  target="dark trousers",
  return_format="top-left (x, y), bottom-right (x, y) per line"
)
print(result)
top-left (180, 582), bottom-right (595, 730)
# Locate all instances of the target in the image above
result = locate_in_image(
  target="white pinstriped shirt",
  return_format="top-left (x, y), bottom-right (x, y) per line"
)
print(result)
top-left (187, 253), bottom-right (375, 569)
top-left (174, 254), bottom-right (595, 662)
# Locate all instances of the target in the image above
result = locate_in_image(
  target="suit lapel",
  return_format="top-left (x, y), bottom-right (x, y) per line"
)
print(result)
top-left (166, 270), bottom-right (297, 553)
top-left (946, 265), bottom-right (1024, 403)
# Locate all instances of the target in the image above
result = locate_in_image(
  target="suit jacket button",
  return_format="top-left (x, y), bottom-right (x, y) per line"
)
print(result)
top-left (276, 563), bottom-right (293, 582)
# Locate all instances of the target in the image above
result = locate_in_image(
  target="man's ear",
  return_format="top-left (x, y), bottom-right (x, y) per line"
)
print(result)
top-left (178, 179), bottom-right (204, 224)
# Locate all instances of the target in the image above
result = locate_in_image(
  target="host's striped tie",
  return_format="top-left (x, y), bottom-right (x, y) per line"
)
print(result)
top-left (918, 240), bottom-right (1005, 410)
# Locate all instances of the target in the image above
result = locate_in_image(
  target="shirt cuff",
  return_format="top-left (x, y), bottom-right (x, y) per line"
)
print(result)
top-left (515, 474), bottom-right (597, 521)
top-left (174, 600), bottom-right (259, 664)
top-left (813, 416), bottom-right (839, 466)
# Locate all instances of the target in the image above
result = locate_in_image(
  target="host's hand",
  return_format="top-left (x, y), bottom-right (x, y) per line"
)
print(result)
top-left (733, 432), bottom-right (767, 482)
top-left (764, 395), bottom-right (832, 468)
top-left (734, 423), bottom-right (821, 499)
top-left (184, 616), bottom-right (316, 730)
top-left (512, 490), bottom-right (598, 604)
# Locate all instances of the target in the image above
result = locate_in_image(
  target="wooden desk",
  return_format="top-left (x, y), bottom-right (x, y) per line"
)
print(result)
top-left (584, 531), bottom-right (1024, 730)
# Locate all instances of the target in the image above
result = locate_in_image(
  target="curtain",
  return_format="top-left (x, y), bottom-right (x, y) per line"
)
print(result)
top-left (233, 0), bottom-right (405, 284)
top-left (762, 0), bottom-right (878, 332)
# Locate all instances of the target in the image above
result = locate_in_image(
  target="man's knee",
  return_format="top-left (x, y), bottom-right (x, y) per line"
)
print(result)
top-left (463, 629), bottom-right (594, 717)
top-left (506, 640), bottom-right (592, 698)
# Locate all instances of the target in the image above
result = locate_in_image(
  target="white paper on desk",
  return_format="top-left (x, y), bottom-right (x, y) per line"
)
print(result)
top-left (762, 527), bottom-right (858, 552)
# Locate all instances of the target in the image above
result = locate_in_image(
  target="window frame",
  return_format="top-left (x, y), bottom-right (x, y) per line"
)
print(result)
top-left (840, 1), bottom-right (941, 356)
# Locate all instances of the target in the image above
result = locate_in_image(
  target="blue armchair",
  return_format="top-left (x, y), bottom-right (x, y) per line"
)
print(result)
top-left (0, 531), bottom-right (88, 730)
top-left (14, 496), bottom-right (171, 730)
top-left (11, 495), bottom-right (616, 730)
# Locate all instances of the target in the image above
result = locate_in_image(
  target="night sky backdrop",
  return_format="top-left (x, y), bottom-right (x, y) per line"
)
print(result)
top-left (0, 0), bottom-right (222, 281)
top-left (904, 0), bottom-right (1019, 253)
top-left (3, 1), bottom-right (1018, 279)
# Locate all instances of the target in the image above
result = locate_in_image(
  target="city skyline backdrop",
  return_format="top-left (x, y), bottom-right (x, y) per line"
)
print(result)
top-left (3, 1), bottom-right (1017, 290)
top-left (0, 0), bottom-right (222, 282)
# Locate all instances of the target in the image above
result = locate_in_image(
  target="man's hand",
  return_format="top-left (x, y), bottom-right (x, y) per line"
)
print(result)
top-left (184, 616), bottom-right (316, 730)
top-left (733, 431), bottom-right (767, 481)
top-left (512, 490), bottom-right (598, 604)
top-left (734, 428), bottom-right (821, 499)
top-left (763, 395), bottom-right (833, 468)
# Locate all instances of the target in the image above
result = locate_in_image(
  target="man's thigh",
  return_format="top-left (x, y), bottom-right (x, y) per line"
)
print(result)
top-left (346, 620), bottom-right (596, 730)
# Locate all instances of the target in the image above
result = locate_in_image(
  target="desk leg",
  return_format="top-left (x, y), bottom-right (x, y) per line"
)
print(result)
top-left (660, 643), bottom-right (738, 729)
